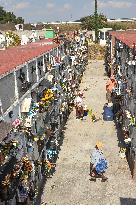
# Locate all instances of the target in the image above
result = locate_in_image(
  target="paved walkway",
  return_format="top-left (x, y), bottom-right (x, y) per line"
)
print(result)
top-left (41, 61), bottom-right (136, 205)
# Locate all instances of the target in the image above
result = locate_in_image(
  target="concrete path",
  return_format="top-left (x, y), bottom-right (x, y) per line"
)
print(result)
top-left (41, 61), bottom-right (136, 205)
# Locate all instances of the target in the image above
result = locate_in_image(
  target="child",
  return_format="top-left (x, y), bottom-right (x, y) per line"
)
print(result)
top-left (83, 104), bottom-right (89, 120)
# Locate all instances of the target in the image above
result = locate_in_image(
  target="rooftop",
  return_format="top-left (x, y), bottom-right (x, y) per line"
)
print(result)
top-left (109, 30), bottom-right (136, 50)
top-left (99, 28), bottom-right (112, 32)
top-left (0, 39), bottom-right (59, 78)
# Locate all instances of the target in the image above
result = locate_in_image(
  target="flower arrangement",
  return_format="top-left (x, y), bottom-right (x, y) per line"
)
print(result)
top-left (11, 164), bottom-right (20, 178)
top-left (2, 139), bottom-right (19, 158)
top-left (47, 149), bottom-right (57, 159)
top-left (28, 102), bottom-right (39, 117)
top-left (40, 89), bottom-right (54, 106)
top-left (125, 110), bottom-right (131, 118)
top-left (35, 160), bottom-right (42, 166)
top-left (22, 157), bottom-right (33, 173)
top-left (42, 160), bottom-right (55, 173)
top-left (33, 136), bottom-right (39, 142)
top-left (60, 102), bottom-right (67, 113)
top-left (125, 110), bottom-right (136, 126)
top-left (129, 116), bottom-right (135, 126)
top-left (47, 64), bottom-right (52, 71)
top-left (20, 171), bottom-right (29, 180)
top-left (2, 143), bottom-right (11, 156)
top-left (119, 148), bottom-right (126, 159)
top-left (2, 174), bottom-right (10, 187)
top-left (126, 86), bottom-right (133, 97)
top-left (5, 31), bottom-right (21, 47)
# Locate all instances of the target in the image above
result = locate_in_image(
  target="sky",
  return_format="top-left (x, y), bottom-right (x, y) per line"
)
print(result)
top-left (0, 0), bottom-right (136, 23)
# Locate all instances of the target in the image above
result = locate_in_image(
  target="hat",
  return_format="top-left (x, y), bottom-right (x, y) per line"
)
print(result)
top-left (96, 141), bottom-right (104, 149)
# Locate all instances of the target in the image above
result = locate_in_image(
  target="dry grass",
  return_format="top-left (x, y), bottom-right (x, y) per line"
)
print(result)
top-left (50, 24), bottom-right (81, 32)
top-left (88, 43), bottom-right (105, 60)
top-left (107, 21), bottom-right (136, 30)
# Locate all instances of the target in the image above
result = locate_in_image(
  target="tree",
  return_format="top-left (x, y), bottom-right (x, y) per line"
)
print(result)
top-left (0, 6), bottom-right (24, 24)
top-left (16, 17), bottom-right (24, 24)
top-left (5, 12), bottom-right (16, 23)
top-left (0, 6), bottom-right (6, 23)
top-left (80, 0), bottom-right (107, 42)
top-left (80, 14), bottom-right (107, 31)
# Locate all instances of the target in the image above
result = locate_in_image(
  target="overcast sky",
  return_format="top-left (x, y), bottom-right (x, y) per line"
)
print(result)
top-left (0, 0), bottom-right (136, 23)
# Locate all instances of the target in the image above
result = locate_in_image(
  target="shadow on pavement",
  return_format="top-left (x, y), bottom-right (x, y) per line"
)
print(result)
top-left (120, 197), bottom-right (136, 205)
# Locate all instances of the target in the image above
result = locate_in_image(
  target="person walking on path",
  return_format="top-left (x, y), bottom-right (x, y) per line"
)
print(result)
top-left (90, 142), bottom-right (108, 182)
top-left (74, 92), bottom-right (84, 119)
top-left (106, 75), bottom-right (117, 103)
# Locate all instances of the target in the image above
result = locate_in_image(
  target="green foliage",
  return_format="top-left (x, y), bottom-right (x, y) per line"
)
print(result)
top-left (0, 6), bottom-right (6, 22)
top-left (0, 6), bottom-right (24, 24)
top-left (81, 13), bottom-right (136, 31)
top-left (16, 17), bottom-right (24, 24)
top-left (80, 14), bottom-right (107, 30)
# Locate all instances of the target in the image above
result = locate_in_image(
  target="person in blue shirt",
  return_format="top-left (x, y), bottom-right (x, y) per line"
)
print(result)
top-left (90, 142), bottom-right (108, 182)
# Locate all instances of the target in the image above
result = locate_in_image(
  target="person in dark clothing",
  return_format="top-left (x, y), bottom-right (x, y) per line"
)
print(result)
top-left (103, 103), bottom-right (114, 121)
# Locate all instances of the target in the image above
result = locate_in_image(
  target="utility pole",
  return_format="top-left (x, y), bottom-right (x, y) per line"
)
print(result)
top-left (94, 0), bottom-right (98, 43)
